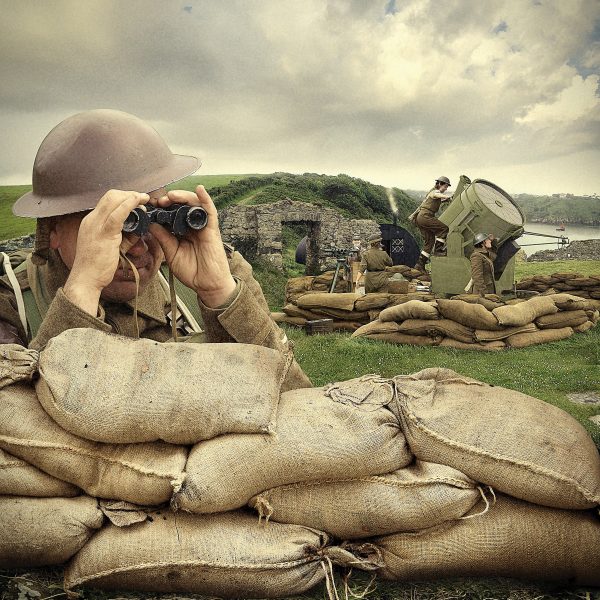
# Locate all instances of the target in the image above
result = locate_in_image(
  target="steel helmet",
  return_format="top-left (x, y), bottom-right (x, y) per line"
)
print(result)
top-left (435, 176), bottom-right (451, 186)
top-left (13, 109), bottom-right (200, 218)
top-left (473, 232), bottom-right (489, 246)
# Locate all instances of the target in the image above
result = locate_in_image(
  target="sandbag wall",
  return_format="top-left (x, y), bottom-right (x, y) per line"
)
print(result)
top-left (1, 330), bottom-right (599, 595)
top-left (517, 272), bottom-right (600, 299)
top-left (351, 293), bottom-right (599, 350)
top-left (275, 290), bottom-right (434, 332)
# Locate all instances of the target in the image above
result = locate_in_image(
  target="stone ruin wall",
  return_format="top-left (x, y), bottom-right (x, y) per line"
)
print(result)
top-left (219, 198), bottom-right (380, 273)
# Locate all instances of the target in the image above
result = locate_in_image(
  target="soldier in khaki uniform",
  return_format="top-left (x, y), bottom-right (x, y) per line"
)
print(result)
top-left (470, 232), bottom-right (497, 296)
top-left (0, 109), bottom-right (311, 391)
top-left (414, 176), bottom-right (452, 273)
top-left (356, 234), bottom-right (392, 293)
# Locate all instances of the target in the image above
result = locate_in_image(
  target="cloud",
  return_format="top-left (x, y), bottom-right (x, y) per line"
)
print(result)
top-left (1, 0), bottom-right (599, 194)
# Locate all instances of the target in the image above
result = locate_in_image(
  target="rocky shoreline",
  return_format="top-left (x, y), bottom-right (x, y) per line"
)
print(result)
top-left (527, 239), bottom-right (600, 262)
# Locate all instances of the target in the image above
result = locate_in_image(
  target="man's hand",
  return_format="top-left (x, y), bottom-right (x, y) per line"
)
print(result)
top-left (63, 190), bottom-right (149, 315)
top-left (149, 186), bottom-right (236, 308)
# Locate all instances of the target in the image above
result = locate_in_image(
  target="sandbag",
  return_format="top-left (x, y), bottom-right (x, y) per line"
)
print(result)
top-left (474, 322), bottom-right (537, 341)
top-left (379, 300), bottom-right (439, 322)
top-left (175, 379), bottom-right (412, 514)
top-left (351, 320), bottom-right (401, 337)
top-left (0, 383), bottom-right (187, 505)
top-left (354, 293), bottom-right (391, 311)
top-left (0, 448), bottom-right (79, 497)
top-left (398, 319), bottom-right (474, 344)
top-left (249, 461), bottom-right (482, 539)
top-left (535, 310), bottom-right (588, 329)
top-left (436, 299), bottom-right (501, 330)
top-left (574, 321), bottom-right (595, 333)
top-left (387, 292), bottom-right (435, 306)
top-left (270, 312), bottom-right (287, 322)
top-left (296, 292), bottom-right (359, 311)
top-left (64, 511), bottom-right (370, 597)
top-left (0, 344), bottom-right (38, 389)
top-left (391, 368), bottom-right (600, 509)
top-left (550, 293), bottom-right (597, 311)
top-left (506, 327), bottom-right (573, 348)
top-left (278, 316), bottom-right (307, 327)
top-left (364, 333), bottom-right (442, 346)
top-left (0, 496), bottom-right (103, 568)
top-left (310, 306), bottom-right (370, 321)
top-left (492, 296), bottom-right (558, 326)
top-left (282, 303), bottom-right (322, 319)
top-left (36, 329), bottom-right (290, 444)
top-left (364, 494), bottom-right (600, 585)
top-left (439, 338), bottom-right (505, 351)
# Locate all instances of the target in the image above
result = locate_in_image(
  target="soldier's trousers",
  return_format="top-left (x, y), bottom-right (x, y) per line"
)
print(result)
top-left (416, 211), bottom-right (449, 254)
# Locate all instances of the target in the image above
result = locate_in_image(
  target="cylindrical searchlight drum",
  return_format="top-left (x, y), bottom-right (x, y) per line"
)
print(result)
top-left (439, 179), bottom-right (524, 251)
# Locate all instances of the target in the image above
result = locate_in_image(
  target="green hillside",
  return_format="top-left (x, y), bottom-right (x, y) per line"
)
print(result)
top-left (0, 173), bottom-right (420, 242)
top-left (514, 194), bottom-right (600, 225)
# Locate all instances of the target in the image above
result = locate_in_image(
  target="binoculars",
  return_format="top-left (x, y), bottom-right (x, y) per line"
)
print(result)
top-left (122, 204), bottom-right (208, 237)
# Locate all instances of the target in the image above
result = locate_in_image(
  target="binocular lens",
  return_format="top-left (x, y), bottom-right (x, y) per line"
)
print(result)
top-left (186, 207), bottom-right (208, 230)
top-left (122, 209), bottom-right (144, 233)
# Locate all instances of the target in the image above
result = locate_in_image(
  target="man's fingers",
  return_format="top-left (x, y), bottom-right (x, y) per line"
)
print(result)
top-left (92, 190), bottom-right (149, 226)
top-left (103, 192), bottom-right (150, 233)
top-left (148, 223), bottom-right (179, 262)
top-left (164, 186), bottom-right (218, 218)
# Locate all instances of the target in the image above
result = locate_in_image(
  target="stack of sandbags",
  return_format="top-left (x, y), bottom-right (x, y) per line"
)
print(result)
top-left (351, 294), bottom-right (598, 350)
top-left (279, 292), bottom-right (370, 331)
top-left (343, 368), bottom-right (600, 586)
top-left (64, 510), bottom-right (377, 597)
top-left (276, 290), bottom-right (435, 332)
top-left (385, 264), bottom-right (432, 283)
top-left (0, 346), bottom-right (106, 568)
top-left (173, 377), bottom-right (412, 514)
top-left (517, 271), bottom-right (600, 301)
top-left (231, 377), bottom-right (485, 541)
top-left (0, 330), bottom-right (393, 597)
top-left (285, 271), bottom-right (348, 304)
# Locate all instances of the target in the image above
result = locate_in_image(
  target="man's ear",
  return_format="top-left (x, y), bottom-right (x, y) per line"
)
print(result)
top-left (48, 218), bottom-right (60, 250)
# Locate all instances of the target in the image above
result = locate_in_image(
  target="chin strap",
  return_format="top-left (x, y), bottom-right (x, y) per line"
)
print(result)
top-left (168, 267), bottom-right (178, 342)
top-left (119, 251), bottom-right (140, 339)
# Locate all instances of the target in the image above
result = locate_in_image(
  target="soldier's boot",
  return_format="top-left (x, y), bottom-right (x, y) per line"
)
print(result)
top-left (433, 237), bottom-right (447, 256)
top-left (415, 252), bottom-right (429, 274)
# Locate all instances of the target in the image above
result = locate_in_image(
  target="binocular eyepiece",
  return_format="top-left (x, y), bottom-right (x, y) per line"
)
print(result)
top-left (122, 204), bottom-right (208, 237)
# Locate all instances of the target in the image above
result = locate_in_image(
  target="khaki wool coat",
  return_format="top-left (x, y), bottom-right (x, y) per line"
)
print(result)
top-left (0, 248), bottom-right (311, 392)
top-left (470, 246), bottom-right (497, 296)
top-left (360, 247), bottom-right (393, 293)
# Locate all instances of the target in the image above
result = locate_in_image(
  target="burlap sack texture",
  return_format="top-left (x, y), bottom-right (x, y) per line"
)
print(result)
top-left (436, 299), bottom-right (502, 330)
top-left (379, 300), bottom-right (439, 322)
top-left (0, 383), bottom-right (187, 505)
top-left (391, 368), bottom-right (600, 509)
top-left (249, 460), bottom-right (482, 539)
top-left (517, 271), bottom-right (600, 300)
top-left (439, 338), bottom-right (505, 351)
top-left (356, 494), bottom-right (600, 586)
top-left (36, 329), bottom-right (291, 444)
top-left (0, 447), bottom-right (79, 497)
top-left (0, 496), bottom-right (103, 568)
top-left (535, 309), bottom-right (589, 329)
top-left (351, 293), bottom-right (597, 350)
top-left (64, 511), bottom-right (377, 598)
top-left (174, 378), bottom-right (412, 514)
top-left (285, 272), bottom-right (347, 303)
top-left (0, 344), bottom-right (38, 389)
top-left (506, 327), bottom-right (574, 348)
top-left (492, 296), bottom-right (559, 326)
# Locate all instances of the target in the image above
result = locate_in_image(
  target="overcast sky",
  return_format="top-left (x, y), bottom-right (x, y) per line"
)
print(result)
top-left (1, 0), bottom-right (599, 195)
